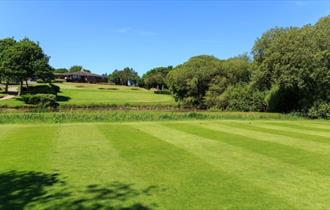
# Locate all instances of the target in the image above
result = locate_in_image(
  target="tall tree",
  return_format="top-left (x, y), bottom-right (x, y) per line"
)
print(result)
top-left (69, 65), bottom-right (83, 72)
top-left (167, 55), bottom-right (223, 107)
top-left (68, 65), bottom-right (91, 73)
top-left (252, 15), bottom-right (330, 112)
top-left (108, 67), bottom-right (140, 86)
top-left (0, 38), bottom-right (53, 95)
top-left (142, 66), bottom-right (172, 89)
top-left (0, 38), bottom-right (17, 93)
top-left (54, 68), bottom-right (68, 73)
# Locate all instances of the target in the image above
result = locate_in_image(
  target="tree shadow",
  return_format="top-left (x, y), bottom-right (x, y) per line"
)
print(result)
top-left (46, 182), bottom-right (159, 210)
top-left (56, 95), bottom-right (71, 102)
top-left (0, 170), bottom-right (67, 210)
top-left (0, 171), bottom-right (161, 210)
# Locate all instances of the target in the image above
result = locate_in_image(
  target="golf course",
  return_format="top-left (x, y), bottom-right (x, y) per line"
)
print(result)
top-left (1, 119), bottom-right (330, 209)
top-left (1, 2), bottom-right (329, 210)
top-left (0, 83), bottom-right (175, 107)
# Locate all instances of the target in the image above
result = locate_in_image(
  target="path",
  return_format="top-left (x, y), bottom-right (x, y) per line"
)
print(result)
top-left (0, 95), bottom-right (16, 100)
top-left (0, 87), bottom-right (18, 101)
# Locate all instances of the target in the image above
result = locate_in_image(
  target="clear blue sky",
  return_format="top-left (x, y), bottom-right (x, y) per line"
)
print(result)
top-left (0, 1), bottom-right (329, 75)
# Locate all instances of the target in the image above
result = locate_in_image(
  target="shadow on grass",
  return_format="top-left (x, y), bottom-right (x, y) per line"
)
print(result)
top-left (0, 171), bottom-right (66, 210)
top-left (0, 170), bottom-right (159, 210)
top-left (56, 95), bottom-right (71, 102)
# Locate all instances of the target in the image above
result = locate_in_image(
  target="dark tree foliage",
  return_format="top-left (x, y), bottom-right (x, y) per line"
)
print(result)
top-left (215, 85), bottom-right (266, 112)
top-left (168, 55), bottom-right (251, 108)
top-left (0, 38), bottom-right (53, 95)
top-left (167, 55), bottom-right (223, 107)
top-left (0, 37), bottom-right (17, 92)
top-left (252, 15), bottom-right (330, 112)
top-left (69, 65), bottom-right (83, 72)
top-left (142, 66), bottom-right (172, 90)
top-left (54, 68), bottom-right (68, 73)
top-left (108, 67), bottom-right (140, 86)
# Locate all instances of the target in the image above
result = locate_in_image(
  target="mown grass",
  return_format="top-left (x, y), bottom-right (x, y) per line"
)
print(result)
top-left (0, 110), bottom-right (304, 124)
top-left (0, 120), bottom-right (330, 209)
top-left (0, 83), bottom-right (175, 107)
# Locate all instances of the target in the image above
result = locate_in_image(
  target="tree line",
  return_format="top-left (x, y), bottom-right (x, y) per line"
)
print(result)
top-left (1, 15), bottom-right (329, 117)
top-left (166, 15), bottom-right (330, 118)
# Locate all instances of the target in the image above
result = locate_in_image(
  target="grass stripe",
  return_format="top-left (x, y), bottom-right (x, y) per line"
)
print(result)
top-left (134, 122), bottom-right (330, 210)
top-left (221, 121), bottom-right (330, 145)
top-left (201, 121), bottom-right (330, 154)
top-left (258, 122), bottom-right (330, 138)
top-left (167, 122), bottom-right (330, 176)
top-left (107, 123), bottom-right (296, 210)
top-left (269, 121), bottom-right (330, 131)
top-left (51, 124), bottom-right (132, 185)
top-left (0, 126), bottom-right (17, 141)
top-left (0, 125), bottom-right (58, 171)
top-left (26, 124), bottom-right (159, 209)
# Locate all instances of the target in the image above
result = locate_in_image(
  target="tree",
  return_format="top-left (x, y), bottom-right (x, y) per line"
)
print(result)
top-left (108, 67), bottom-right (140, 86)
top-left (33, 57), bottom-right (54, 83)
top-left (69, 65), bottom-right (83, 72)
top-left (251, 15), bottom-right (330, 112)
top-left (204, 55), bottom-right (252, 109)
top-left (0, 38), bottom-right (17, 93)
top-left (0, 38), bottom-right (53, 95)
top-left (167, 55), bottom-right (223, 107)
top-left (142, 66), bottom-right (172, 89)
top-left (54, 68), bottom-right (68, 73)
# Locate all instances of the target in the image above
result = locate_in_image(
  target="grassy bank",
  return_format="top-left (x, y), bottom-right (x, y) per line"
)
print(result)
top-left (0, 110), bottom-right (304, 124)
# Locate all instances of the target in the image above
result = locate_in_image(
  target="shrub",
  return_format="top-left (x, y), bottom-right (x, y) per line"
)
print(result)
top-left (154, 90), bottom-right (171, 95)
top-left (208, 85), bottom-right (266, 112)
top-left (307, 102), bottom-right (330, 119)
top-left (23, 84), bottom-right (60, 95)
top-left (264, 85), bottom-right (300, 113)
top-left (21, 94), bottom-right (59, 108)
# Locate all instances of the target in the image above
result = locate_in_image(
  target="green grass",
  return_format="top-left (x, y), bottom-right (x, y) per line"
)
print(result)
top-left (0, 110), bottom-right (303, 124)
top-left (0, 119), bottom-right (330, 209)
top-left (0, 83), bottom-right (175, 107)
top-left (57, 83), bottom-right (175, 106)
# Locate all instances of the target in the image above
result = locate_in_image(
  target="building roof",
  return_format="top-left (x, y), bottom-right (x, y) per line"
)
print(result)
top-left (55, 71), bottom-right (106, 78)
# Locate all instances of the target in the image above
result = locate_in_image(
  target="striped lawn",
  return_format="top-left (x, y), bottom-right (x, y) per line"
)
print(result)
top-left (0, 120), bottom-right (329, 210)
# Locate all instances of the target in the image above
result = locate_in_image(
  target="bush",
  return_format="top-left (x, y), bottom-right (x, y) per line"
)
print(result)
top-left (307, 102), bottom-right (330, 119)
top-left (23, 84), bottom-right (60, 95)
top-left (154, 90), bottom-right (171, 95)
top-left (207, 85), bottom-right (266, 112)
top-left (21, 94), bottom-right (59, 108)
top-left (264, 85), bottom-right (300, 113)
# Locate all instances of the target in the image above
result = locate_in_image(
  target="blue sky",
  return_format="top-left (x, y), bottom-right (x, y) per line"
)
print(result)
top-left (0, 1), bottom-right (329, 75)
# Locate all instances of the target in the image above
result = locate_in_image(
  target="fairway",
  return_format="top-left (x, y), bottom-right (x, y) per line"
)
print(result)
top-left (0, 83), bottom-right (175, 107)
top-left (56, 83), bottom-right (174, 106)
top-left (1, 120), bottom-right (330, 209)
